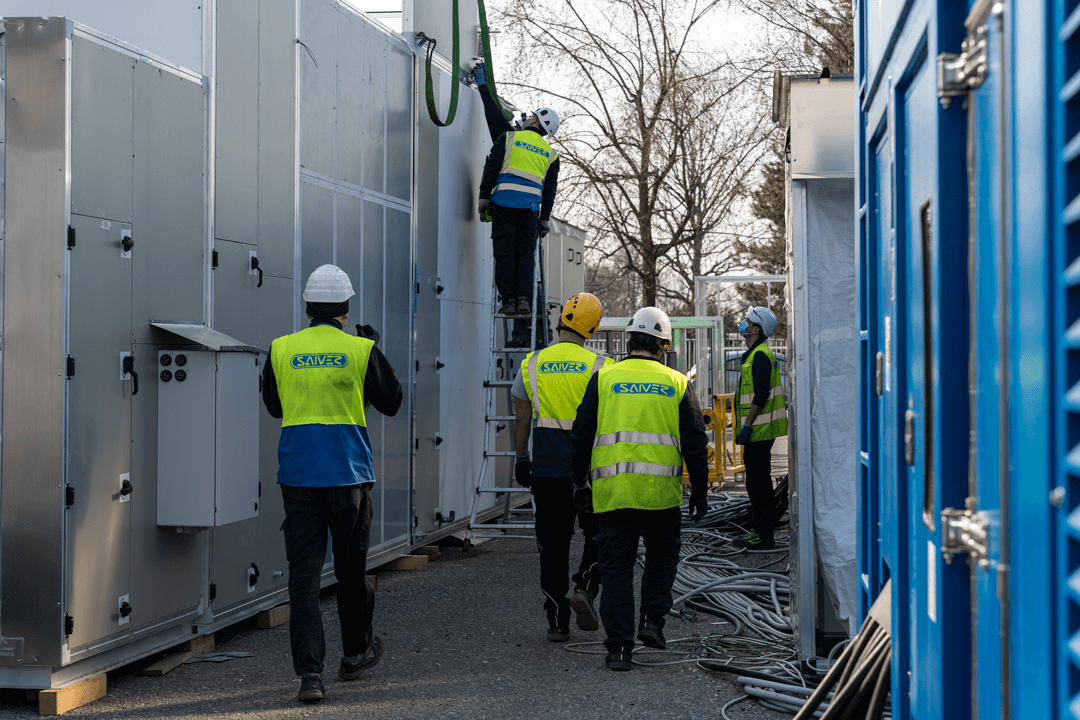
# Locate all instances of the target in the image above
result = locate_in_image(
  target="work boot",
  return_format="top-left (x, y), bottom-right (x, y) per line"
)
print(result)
top-left (547, 626), bottom-right (570, 642)
top-left (297, 673), bottom-right (325, 703)
top-left (569, 589), bottom-right (599, 632)
top-left (732, 530), bottom-right (776, 549)
top-left (637, 616), bottom-right (666, 650)
top-left (498, 299), bottom-right (518, 316)
top-left (546, 598), bottom-right (571, 642)
top-left (605, 646), bottom-right (633, 671)
top-left (516, 296), bottom-right (531, 315)
top-left (338, 636), bottom-right (383, 680)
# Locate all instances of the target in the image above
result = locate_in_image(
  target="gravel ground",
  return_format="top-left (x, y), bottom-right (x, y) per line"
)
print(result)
top-left (0, 450), bottom-right (792, 719)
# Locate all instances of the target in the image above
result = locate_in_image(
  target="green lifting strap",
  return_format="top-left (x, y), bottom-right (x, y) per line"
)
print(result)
top-left (422, 0), bottom-right (510, 128)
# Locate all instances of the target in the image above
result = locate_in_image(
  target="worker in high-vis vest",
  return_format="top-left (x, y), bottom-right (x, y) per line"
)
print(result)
top-left (569, 307), bottom-right (710, 671)
top-left (477, 106), bottom-right (561, 347)
top-left (732, 306), bottom-right (787, 550)
top-left (261, 265), bottom-right (403, 704)
top-left (511, 293), bottom-right (612, 641)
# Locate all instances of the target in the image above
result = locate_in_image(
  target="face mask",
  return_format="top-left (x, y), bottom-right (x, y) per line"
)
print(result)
top-left (738, 319), bottom-right (751, 336)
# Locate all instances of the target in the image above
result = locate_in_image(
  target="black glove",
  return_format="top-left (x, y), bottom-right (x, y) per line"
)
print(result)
top-left (689, 491), bottom-right (708, 522)
top-left (478, 198), bottom-right (492, 222)
top-left (537, 219), bottom-right (550, 237)
top-left (573, 483), bottom-right (593, 514)
top-left (356, 324), bottom-right (381, 346)
top-left (515, 459), bottom-right (532, 489)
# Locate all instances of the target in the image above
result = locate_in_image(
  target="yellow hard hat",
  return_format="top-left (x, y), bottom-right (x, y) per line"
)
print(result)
top-left (559, 293), bottom-right (603, 338)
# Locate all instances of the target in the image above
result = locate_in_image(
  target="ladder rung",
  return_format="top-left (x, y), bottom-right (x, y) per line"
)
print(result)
top-left (467, 531), bottom-right (536, 538)
top-left (487, 415), bottom-right (515, 422)
top-left (492, 347), bottom-right (529, 353)
top-left (475, 486), bottom-right (528, 492)
top-left (470, 524), bottom-right (536, 531)
top-left (483, 451), bottom-right (517, 458)
top-left (484, 380), bottom-right (514, 388)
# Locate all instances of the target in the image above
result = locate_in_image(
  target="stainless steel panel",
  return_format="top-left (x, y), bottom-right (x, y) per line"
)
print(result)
top-left (208, 499), bottom-right (288, 612)
top-left (362, 28), bottom-right (386, 194)
top-left (788, 79), bottom-right (855, 178)
top-left (543, 231), bottom-right (561, 306)
top-left (212, 239), bottom-right (258, 346)
top-left (300, 180), bottom-right (333, 284)
top-left (300, 0), bottom-right (335, 178)
top-left (1, 16), bottom-right (68, 668)
top-left (150, 322), bottom-right (260, 352)
top-left (563, 232), bottom-right (584, 297)
top-left (414, 272), bottom-right (440, 535)
top-left (65, 215), bottom-right (132, 652)
top-left (256, 0), bottom-right (296, 279)
top-left (128, 343), bottom-right (203, 631)
top-left (362, 201), bottom-right (384, 338)
top-left (214, 352), bottom-right (260, 525)
top-left (157, 351), bottom-right (217, 527)
top-left (70, 36), bottom-right (133, 224)
top-left (379, 206), bottom-right (411, 544)
top-left (410, 0), bottom-right (478, 73)
top-left (215, 0), bottom-right (259, 245)
top-left (414, 96), bottom-right (439, 279)
top-left (131, 61), bottom-right (205, 345)
top-left (335, 192), bottom-right (363, 294)
top-left (385, 42), bottom-right (412, 201)
top-left (337, 15), bottom-right (363, 186)
top-left (255, 274), bottom-right (293, 352)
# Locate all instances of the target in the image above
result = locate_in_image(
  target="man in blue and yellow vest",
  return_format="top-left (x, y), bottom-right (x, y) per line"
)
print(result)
top-left (477, 107), bottom-right (560, 346)
top-left (569, 307), bottom-right (710, 671)
top-left (733, 306), bottom-right (787, 549)
top-left (511, 293), bottom-right (612, 641)
top-left (261, 265), bottom-right (403, 703)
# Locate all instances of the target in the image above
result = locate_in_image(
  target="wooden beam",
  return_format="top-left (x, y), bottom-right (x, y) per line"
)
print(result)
top-left (412, 546), bottom-right (441, 560)
top-left (38, 674), bottom-right (106, 716)
top-left (142, 633), bottom-right (216, 677)
top-left (256, 604), bottom-right (290, 629)
top-left (380, 555), bottom-right (429, 571)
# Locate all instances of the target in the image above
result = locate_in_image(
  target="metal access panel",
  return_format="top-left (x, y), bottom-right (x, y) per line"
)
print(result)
top-left (408, 0), bottom-right (479, 72)
top-left (157, 349), bottom-right (260, 527)
top-left (787, 77), bottom-right (854, 178)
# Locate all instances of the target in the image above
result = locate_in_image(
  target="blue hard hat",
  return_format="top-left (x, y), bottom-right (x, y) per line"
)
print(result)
top-left (745, 306), bottom-right (778, 338)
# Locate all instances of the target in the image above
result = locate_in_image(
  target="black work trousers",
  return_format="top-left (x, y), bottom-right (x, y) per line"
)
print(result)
top-left (281, 483), bottom-right (375, 676)
top-left (596, 506), bottom-right (682, 652)
top-left (490, 203), bottom-right (538, 304)
top-left (743, 438), bottom-right (776, 541)
top-left (532, 477), bottom-right (601, 625)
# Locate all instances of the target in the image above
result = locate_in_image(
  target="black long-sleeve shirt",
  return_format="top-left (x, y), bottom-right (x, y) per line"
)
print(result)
top-left (569, 356), bottom-right (709, 494)
top-left (478, 132), bottom-right (560, 222)
top-left (261, 322), bottom-right (403, 420)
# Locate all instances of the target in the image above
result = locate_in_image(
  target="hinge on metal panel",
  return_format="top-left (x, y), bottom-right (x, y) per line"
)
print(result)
top-left (66, 355), bottom-right (75, 378)
top-left (941, 500), bottom-right (990, 569)
top-left (64, 614), bottom-right (74, 636)
top-left (67, 226), bottom-right (76, 249)
top-left (211, 250), bottom-right (219, 269)
top-left (65, 485), bottom-right (75, 508)
top-left (937, 22), bottom-right (990, 108)
top-left (208, 582), bottom-right (217, 602)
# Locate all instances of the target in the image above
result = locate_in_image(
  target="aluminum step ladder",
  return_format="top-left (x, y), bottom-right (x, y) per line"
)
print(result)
top-left (463, 235), bottom-right (550, 550)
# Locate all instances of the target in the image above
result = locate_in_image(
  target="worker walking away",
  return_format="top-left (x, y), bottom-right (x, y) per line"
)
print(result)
top-left (732, 306), bottom-right (787, 549)
top-left (512, 293), bottom-right (613, 641)
top-left (569, 307), bottom-right (710, 671)
top-left (477, 93), bottom-right (560, 346)
top-left (261, 265), bottom-right (403, 703)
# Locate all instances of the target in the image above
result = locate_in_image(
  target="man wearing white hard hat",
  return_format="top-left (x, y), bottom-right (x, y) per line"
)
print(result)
top-left (261, 265), bottom-right (403, 703)
top-left (568, 307), bottom-right (710, 671)
top-left (732, 306), bottom-right (788, 549)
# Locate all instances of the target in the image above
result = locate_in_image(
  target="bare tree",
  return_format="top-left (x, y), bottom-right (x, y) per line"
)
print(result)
top-left (496, 0), bottom-right (768, 309)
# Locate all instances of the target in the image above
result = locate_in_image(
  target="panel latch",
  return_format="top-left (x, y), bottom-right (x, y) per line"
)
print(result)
top-left (937, 20), bottom-right (991, 108)
top-left (941, 501), bottom-right (990, 569)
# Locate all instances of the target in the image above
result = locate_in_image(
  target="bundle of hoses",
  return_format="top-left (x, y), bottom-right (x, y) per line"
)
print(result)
top-left (682, 475), bottom-right (789, 532)
top-left (734, 580), bottom-right (893, 720)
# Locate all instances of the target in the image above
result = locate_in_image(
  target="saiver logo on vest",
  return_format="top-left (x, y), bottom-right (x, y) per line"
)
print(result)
top-left (514, 140), bottom-right (551, 158)
top-left (540, 361), bottom-right (588, 374)
top-left (290, 353), bottom-right (350, 369)
top-left (611, 382), bottom-right (675, 397)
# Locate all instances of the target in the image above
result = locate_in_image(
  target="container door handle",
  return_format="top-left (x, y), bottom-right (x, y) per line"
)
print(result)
top-left (123, 355), bottom-right (139, 396)
top-left (251, 255), bottom-right (264, 288)
top-left (875, 352), bottom-right (883, 396)
top-left (904, 410), bottom-right (915, 466)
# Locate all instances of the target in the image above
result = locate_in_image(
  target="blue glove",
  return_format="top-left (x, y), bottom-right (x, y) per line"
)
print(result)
top-left (736, 424), bottom-right (753, 445)
top-left (472, 63), bottom-right (487, 87)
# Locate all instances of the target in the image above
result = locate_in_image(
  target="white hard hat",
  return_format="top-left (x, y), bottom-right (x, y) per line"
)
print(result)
top-left (532, 107), bottom-right (560, 136)
top-left (746, 306), bottom-right (778, 338)
top-left (626, 306), bottom-right (672, 342)
top-left (303, 264), bottom-right (355, 303)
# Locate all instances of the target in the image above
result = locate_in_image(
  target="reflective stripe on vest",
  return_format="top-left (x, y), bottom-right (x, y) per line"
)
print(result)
top-left (590, 359), bottom-right (687, 512)
top-left (271, 324), bottom-right (374, 428)
top-left (737, 343), bottom-right (788, 442)
top-left (524, 343), bottom-right (609, 424)
top-left (492, 130), bottom-right (557, 198)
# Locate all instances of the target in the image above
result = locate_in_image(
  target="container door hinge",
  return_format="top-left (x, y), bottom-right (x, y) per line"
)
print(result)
top-left (208, 582), bottom-right (217, 602)
top-left (65, 485), bottom-right (75, 508)
top-left (211, 250), bottom-right (219, 269)
top-left (66, 355), bottom-right (75, 378)
top-left (67, 225), bottom-right (76, 249)
top-left (937, 19), bottom-right (993, 108)
top-left (64, 614), bottom-right (74, 636)
top-left (941, 501), bottom-right (990, 569)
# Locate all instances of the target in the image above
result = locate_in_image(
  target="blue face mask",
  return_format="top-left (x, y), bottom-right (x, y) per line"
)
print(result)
top-left (738, 319), bottom-right (751, 336)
